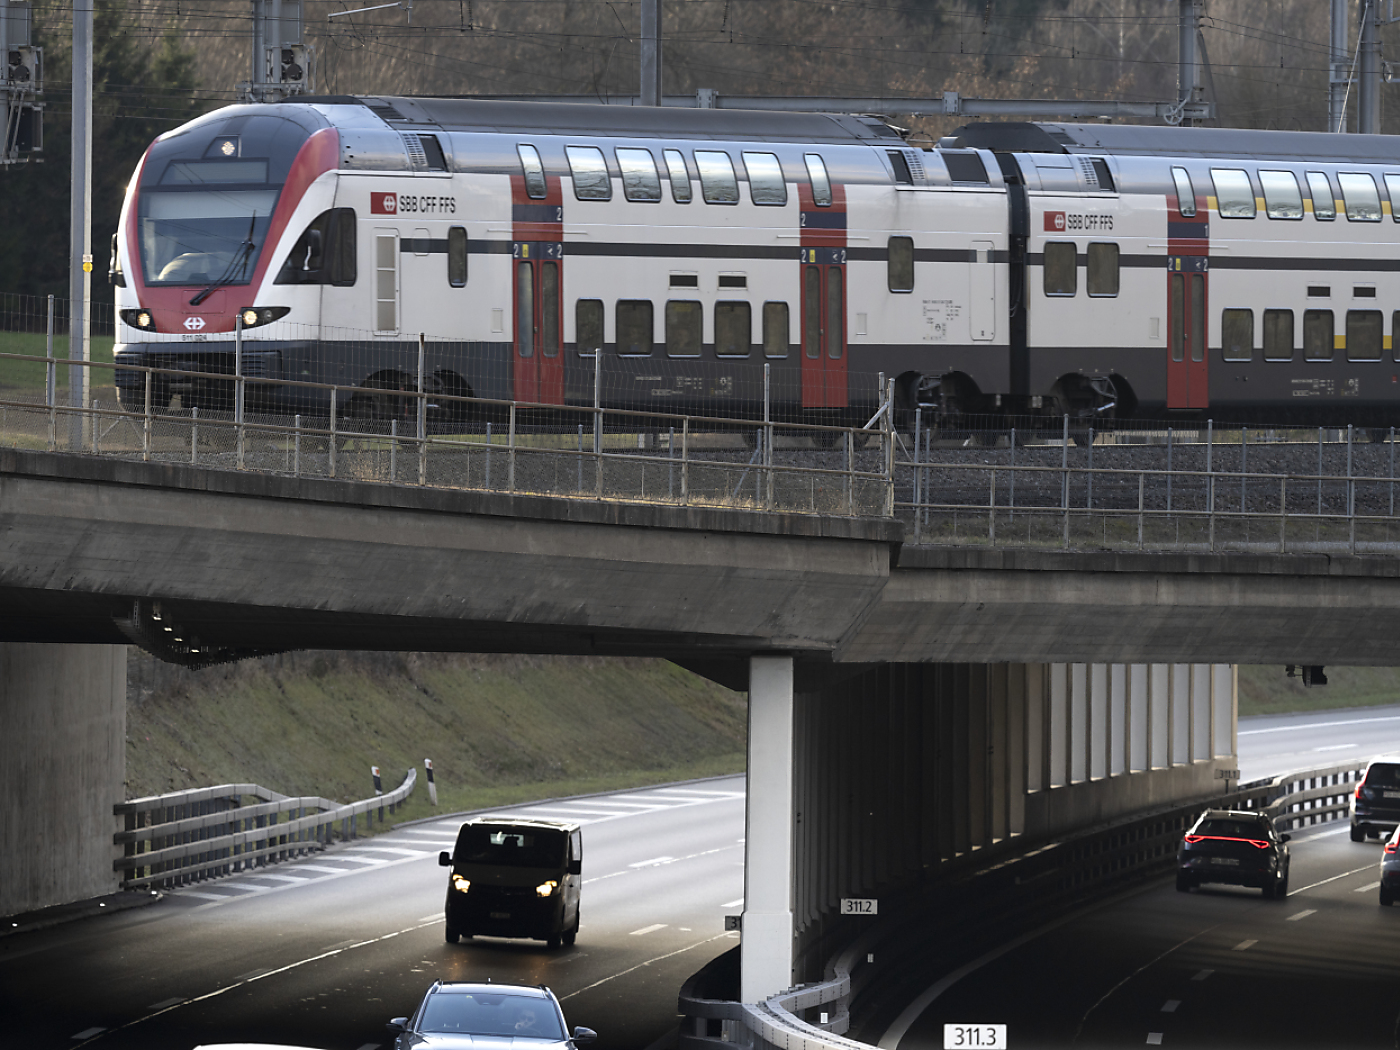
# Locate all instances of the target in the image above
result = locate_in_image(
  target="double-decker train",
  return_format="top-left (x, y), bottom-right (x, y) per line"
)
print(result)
top-left (110, 95), bottom-right (1400, 429)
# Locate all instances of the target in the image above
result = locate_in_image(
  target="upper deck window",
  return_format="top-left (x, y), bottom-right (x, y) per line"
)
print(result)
top-left (1171, 167), bottom-right (1196, 217)
top-left (1340, 172), bottom-right (1382, 221)
top-left (1259, 170), bottom-right (1303, 220)
top-left (1385, 175), bottom-right (1400, 222)
top-left (943, 152), bottom-right (989, 184)
top-left (566, 146), bottom-right (611, 200)
top-left (1306, 172), bottom-right (1336, 219)
top-left (616, 148), bottom-right (661, 202)
top-left (517, 144), bottom-right (547, 199)
top-left (663, 149), bottom-right (692, 203)
top-left (743, 152), bottom-right (787, 205)
top-left (1211, 169), bottom-right (1256, 218)
top-left (805, 154), bottom-right (832, 206)
top-left (695, 151), bottom-right (739, 204)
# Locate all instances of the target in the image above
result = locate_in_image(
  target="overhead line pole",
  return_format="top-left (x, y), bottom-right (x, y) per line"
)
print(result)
top-left (640, 0), bottom-right (661, 106)
top-left (69, 0), bottom-right (92, 447)
top-left (1331, 0), bottom-right (1351, 130)
top-left (1359, 0), bottom-right (1381, 134)
top-left (1177, 0), bottom-right (1203, 127)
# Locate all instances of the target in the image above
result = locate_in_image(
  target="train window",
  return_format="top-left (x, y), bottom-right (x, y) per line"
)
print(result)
top-left (1386, 175), bottom-right (1400, 221)
top-left (375, 232), bottom-right (398, 333)
top-left (1210, 169), bottom-right (1256, 218)
top-left (664, 300), bottom-right (701, 357)
top-left (763, 302), bottom-right (789, 358)
top-left (541, 262), bottom-right (560, 357)
top-left (888, 237), bottom-right (914, 293)
top-left (1171, 167), bottom-right (1196, 217)
top-left (566, 146), bottom-right (612, 201)
top-left (1221, 309), bottom-right (1253, 361)
top-left (1340, 172), bottom-right (1383, 221)
top-left (516, 262), bottom-right (534, 358)
top-left (576, 300), bottom-right (604, 357)
top-left (1090, 159), bottom-right (1115, 192)
top-left (1347, 310), bottom-right (1384, 360)
top-left (447, 226), bottom-right (467, 287)
top-left (1263, 310), bottom-right (1294, 361)
top-left (663, 149), bottom-right (692, 203)
top-left (743, 153), bottom-right (787, 205)
top-left (719, 274), bottom-right (747, 288)
top-left (715, 302), bottom-right (752, 356)
top-left (1259, 171), bottom-right (1303, 220)
top-left (1169, 274), bottom-right (1184, 361)
top-left (943, 153), bottom-right (989, 183)
top-left (1357, 285), bottom-right (1377, 297)
top-left (695, 151), bottom-right (739, 204)
top-left (276, 207), bottom-right (357, 287)
top-left (1086, 243), bottom-right (1119, 297)
top-left (1190, 274), bottom-right (1205, 361)
top-left (887, 150), bottom-right (914, 185)
top-left (1304, 310), bottom-right (1335, 361)
top-left (1043, 242), bottom-right (1077, 296)
top-left (805, 154), bottom-right (832, 206)
top-left (331, 209), bottom-right (357, 286)
top-left (669, 273), bottom-right (698, 288)
top-left (1306, 172), bottom-right (1336, 220)
top-left (616, 148), bottom-right (661, 202)
top-left (617, 300), bottom-right (655, 355)
top-left (826, 268), bottom-right (844, 360)
top-left (517, 145), bottom-right (547, 199)
top-left (804, 268), bottom-right (821, 359)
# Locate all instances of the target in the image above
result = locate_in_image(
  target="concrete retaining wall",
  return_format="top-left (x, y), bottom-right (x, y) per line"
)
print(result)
top-left (0, 643), bottom-right (127, 916)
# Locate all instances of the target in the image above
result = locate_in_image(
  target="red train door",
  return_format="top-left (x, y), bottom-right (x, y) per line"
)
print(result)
top-left (512, 163), bottom-right (564, 405)
top-left (1166, 263), bottom-right (1209, 409)
top-left (800, 256), bottom-right (847, 407)
top-left (513, 250), bottom-right (563, 404)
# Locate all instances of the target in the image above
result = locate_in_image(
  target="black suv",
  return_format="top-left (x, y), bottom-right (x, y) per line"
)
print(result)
top-left (1176, 809), bottom-right (1291, 898)
top-left (1350, 759), bottom-right (1400, 841)
top-left (387, 981), bottom-right (596, 1050)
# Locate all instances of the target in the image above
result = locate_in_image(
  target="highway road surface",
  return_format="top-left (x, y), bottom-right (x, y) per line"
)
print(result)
top-left (5, 704), bottom-right (1400, 1050)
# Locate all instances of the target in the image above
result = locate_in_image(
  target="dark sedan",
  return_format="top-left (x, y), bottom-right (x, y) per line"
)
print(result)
top-left (1176, 809), bottom-right (1291, 898)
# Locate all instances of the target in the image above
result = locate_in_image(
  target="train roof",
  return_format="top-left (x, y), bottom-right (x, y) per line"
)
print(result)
top-left (950, 121), bottom-right (1400, 164)
top-left (284, 95), bottom-right (907, 145)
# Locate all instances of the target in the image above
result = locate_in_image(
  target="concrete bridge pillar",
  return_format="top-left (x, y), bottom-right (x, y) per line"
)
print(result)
top-left (0, 643), bottom-right (126, 917)
top-left (741, 654), bottom-right (795, 1003)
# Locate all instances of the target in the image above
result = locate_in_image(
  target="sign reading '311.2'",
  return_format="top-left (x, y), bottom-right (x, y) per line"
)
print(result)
top-left (840, 898), bottom-right (877, 915)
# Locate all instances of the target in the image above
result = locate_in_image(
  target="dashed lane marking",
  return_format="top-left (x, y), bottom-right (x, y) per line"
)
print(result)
top-left (72, 1029), bottom-right (106, 1040)
top-left (1286, 909), bottom-right (1317, 921)
top-left (1357, 882), bottom-right (1382, 892)
top-left (1161, 1001), bottom-right (1180, 1013)
top-left (174, 890), bottom-right (234, 901)
top-left (343, 846), bottom-right (431, 857)
top-left (630, 924), bottom-right (668, 936)
top-left (1191, 969), bottom-right (1214, 981)
top-left (284, 864), bottom-right (354, 875)
top-left (418, 913), bottom-right (442, 923)
top-left (332, 856), bottom-right (388, 866)
top-left (215, 882), bottom-right (271, 892)
top-left (1146, 1034), bottom-right (1163, 1045)
top-left (1232, 939), bottom-right (1257, 951)
top-left (244, 873), bottom-right (312, 884)
top-left (147, 998), bottom-right (185, 1010)
top-left (1293, 864), bottom-right (1376, 894)
top-left (1312, 743), bottom-right (1357, 751)
top-left (236, 967), bottom-right (273, 981)
top-left (629, 857), bottom-right (675, 868)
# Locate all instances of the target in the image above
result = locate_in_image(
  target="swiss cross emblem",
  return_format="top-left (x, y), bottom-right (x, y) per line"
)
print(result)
top-left (372, 192), bottom-right (398, 215)
top-left (183, 316), bottom-right (206, 331)
top-left (1044, 211), bottom-right (1066, 232)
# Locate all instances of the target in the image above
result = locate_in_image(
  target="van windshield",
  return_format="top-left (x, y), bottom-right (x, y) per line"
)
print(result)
top-left (455, 825), bottom-right (565, 868)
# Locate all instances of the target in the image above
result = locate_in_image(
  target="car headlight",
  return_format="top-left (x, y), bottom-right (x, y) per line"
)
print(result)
top-left (452, 875), bottom-right (471, 893)
top-left (536, 880), bottom-right (558, 898)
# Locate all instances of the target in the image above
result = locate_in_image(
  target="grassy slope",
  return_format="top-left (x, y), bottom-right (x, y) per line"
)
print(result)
top-left (1238, 664), bottom-right (1400, 717)
top-left (126, 651), bottom-right (747, 824)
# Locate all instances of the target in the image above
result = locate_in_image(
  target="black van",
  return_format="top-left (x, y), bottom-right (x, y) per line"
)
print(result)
top-left (439, 817), bottom-right (582, 948)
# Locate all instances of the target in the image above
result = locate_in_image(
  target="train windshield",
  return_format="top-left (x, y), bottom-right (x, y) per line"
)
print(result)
top-left (138, 181), bottom-right (280, 287)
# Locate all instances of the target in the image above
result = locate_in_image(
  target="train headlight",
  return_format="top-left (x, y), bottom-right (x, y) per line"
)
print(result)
top-left (535, 880), bottom-right (558, 898)
top-left (236, 306), bottom-right (291, 330)
top-left (119, 308), bottom-right (156, 331)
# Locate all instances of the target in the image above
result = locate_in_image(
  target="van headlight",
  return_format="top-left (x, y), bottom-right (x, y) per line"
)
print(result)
top-left (452, 875), bottom-right (471, 893)
top-left (535, 880), bottom-right (558, 898)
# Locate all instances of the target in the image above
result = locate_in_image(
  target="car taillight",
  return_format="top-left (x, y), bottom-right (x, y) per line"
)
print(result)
top-left (1357, 786), bottom-right (1365, 800)
top-left (1184, 835), bottom-right (1204, 844)
top-left (1182, 834), bottom-right (1271, 848)
top-left (1247, 839), bottom-right (1271, 849)
top-left (1386, 842), bottom-right (1398, 854)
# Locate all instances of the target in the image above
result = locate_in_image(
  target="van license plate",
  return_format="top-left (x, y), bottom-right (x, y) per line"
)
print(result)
top-left (491, 911), bottom-right (511, 919)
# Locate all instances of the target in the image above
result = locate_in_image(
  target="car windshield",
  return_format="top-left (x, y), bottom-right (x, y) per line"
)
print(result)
top-left (419, 992), bottom-right (564, 1039)
top-left (455, 825), bottom-right (566, 868)
top-left (1195, 819), bottom-right (1267, 839)
top-left (1367, 764), bottom-right (1400, 787)
top-left (138, 187), bottom-right (279, 286)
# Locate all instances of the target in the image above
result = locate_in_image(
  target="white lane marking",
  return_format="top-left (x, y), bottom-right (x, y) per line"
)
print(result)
top-left (629, 856), bottom-right (676, 868)
top-left (1293, 863), bottom-right (1376, 894)
top-left (1146, 1034), bottom-right (1163, 1045)
top-left (344, 846), bottom-right (431, 857)
top-left (1161, 1000), bottom-right (1180, 1013)
top-left (1191, 969), bottom-right (1214, 981)
top-left (418, 913), bottom-right (442, 923)
top-left (172, 890), bottom-right (235, 901)
top-left (285, 864), bottom-right (355, 874)
top-left (322, 939), bottom-right (359, 951)
top-left (1286, 909), bottom-right (1317, 921)
top-left (560, 931), bottom-right (733, 1001)
top-left (216, 881), bottom-right (271, 892)
top-left (1239, 714), bottom-right (1400, 736)
top-left (72, 1028), bottom-right (106, 1040)
top-left (1357, 882), bottom-right (1382, 892)
top-left (236, 967), bottom-right (273, 980)
top-left (1313, 744), bottom-right (1357, 751)
top-left (147, 997), bottom-right (186, 1010)
top-left (333, 856), bottom-right (388, 866)
top-left (1232, 939), bottom-right (1257, 951)
top-left (244, 873), bottom-right (312, 884)
top-left (721, 898), bottom-right (744, 908)
top-left (630, 923), bottom-right (668, 936)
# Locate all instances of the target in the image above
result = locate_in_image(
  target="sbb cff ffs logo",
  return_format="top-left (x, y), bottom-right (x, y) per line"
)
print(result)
top-left (1044, 211), bottom-right (1067, 232)
top-left (372, 192), bottom-right (398, 215)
